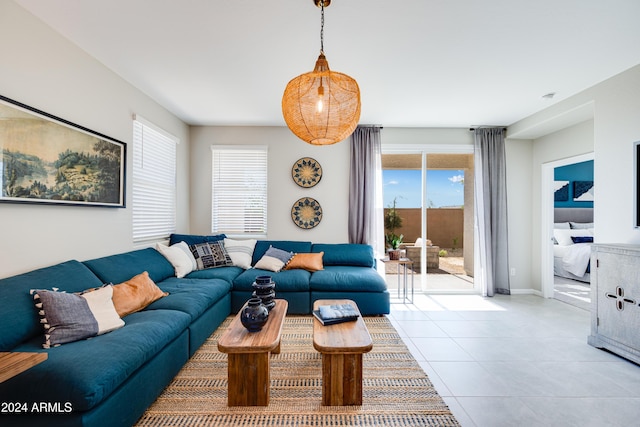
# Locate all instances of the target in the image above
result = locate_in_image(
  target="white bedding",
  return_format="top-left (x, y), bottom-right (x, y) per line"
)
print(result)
top-left (554, 243), bottom-right (592, 277)
top-left (552, 221), bottom-right (593, 283)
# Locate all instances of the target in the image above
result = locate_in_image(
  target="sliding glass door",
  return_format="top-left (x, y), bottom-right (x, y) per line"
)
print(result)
top-left (381, 147), bottom-right (476, 293)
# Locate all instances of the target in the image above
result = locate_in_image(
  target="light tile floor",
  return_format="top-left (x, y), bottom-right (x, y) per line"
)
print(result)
top-left (388, 294), bottom-right (640, 427)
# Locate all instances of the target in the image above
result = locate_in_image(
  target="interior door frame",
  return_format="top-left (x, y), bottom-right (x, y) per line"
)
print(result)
top-left (541, 152), bottom-right (594, 298)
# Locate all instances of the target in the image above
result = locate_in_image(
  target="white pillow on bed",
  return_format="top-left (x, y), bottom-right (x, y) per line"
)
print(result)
top-left (554, 222), bottom-right (571, 229)
top-left (570, 222), bottom-right (594, 229)
top-left (553, 228), bottom-right (593, 246)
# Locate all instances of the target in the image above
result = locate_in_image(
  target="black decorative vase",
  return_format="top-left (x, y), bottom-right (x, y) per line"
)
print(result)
top-left (252, 275), bottom-right (276, 311)
top-left (240, 298), bottom-right (269, 332)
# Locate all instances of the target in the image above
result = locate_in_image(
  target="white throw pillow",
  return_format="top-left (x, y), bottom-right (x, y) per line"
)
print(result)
top-left (223, 238), bottom-right (257, 269)
top-left (553, 228), bottom-right (593, 246)
top-left (570, 222), bottom-right (594, 229)
top-left (254, 255), bottom-right (285, 272)
top-left (156, 241), bottom-right (196, 278)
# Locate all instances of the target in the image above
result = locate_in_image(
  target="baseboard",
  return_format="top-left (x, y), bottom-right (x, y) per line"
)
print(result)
top-left (510, 288), bottom-right (543, 297)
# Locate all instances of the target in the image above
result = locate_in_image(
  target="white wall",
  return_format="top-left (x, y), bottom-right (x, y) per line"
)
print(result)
top-left (504, 138), bottom-right (534, 291)
top-left (0, 2), bottom-right (189, 278)
top-left (189, 126), bottom-right (350, 243)
top-left (382, 127), bottom-right (474, 147)
top-left (592, 67), bottom-right (640, 243)
top-left (528, 121), bottom-right (594, 291)
top-left (509, 64), bottom-right (640, 292)
top-left (189, 127), bottom-right (477, 245)
top-left (504, 121), bottom-right (594, 293)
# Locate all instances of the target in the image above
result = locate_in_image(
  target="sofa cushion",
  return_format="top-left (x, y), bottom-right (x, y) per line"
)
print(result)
top-left (2, 309), bottom-right (191, 412)
top-left (32, 286), bottom-right (124, 348)
top-left (252, 240), bottom-right (312, 265)
top-left (189, 241), bottom-right (234, 269)
top-left (309, 266), bottom-right (388, 292)
top-left (169, 233), bottom-right (226, 246)
top-left (150, 277), bottom-right (232, 321)
top-left (111, 271), bottom-right (168, 317)
top-left (155, 242), bottom-right (196, 278)
top-left (185, 265), bottom-right (244, 282)
top-left (84, 248), bottom-right (175, 284)
top-left (233, 268), bottom-right (311, 292)
top-left (285, 252), bottom-right (324, 272)
top-left (0, 260), bottom-right (104, 351)
top-left (311, 243), bottom-right (375, 267)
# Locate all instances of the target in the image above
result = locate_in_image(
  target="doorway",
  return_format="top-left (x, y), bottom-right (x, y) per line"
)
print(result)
top-left (381, 150), bottom-right (476, 293)
top-left (541, 153), bottom-right (594, 308)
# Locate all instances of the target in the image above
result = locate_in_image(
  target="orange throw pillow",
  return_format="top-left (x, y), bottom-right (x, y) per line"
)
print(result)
top-left (284, 252), bottom-right (324, 272)
top-left (111, 271), bottom-right (168, 317)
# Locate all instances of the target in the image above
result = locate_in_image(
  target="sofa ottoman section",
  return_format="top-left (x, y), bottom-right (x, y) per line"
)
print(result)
top-left (232, 268), bottom-right (311, 314)
top-left (151, 277), bottom-right (233, 355)
top-left (185, 265), bottom-right (244, 282)
top-left (151, 277), bottom-right (232, 320)
top-left (1, 309), bottom-right (191, 422)
top-left (308, 243), bottom-right (390, 315)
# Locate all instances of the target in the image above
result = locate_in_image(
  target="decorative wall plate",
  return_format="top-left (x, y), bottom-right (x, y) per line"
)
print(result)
top-left (292, 157), bottom-right (322, 188)
top-left (291, 197), bottom-right (323, 229)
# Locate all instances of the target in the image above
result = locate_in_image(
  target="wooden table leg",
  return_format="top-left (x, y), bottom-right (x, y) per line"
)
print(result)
top-left (272, 339), bottom-right (281, 355)
top-left (227, 352), bottom-right (270, 406)
top-left (321, 353), bottom-right (363, 405)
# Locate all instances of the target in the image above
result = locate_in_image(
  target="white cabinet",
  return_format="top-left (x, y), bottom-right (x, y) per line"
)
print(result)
top-left (588, 244), bottom-right (640, 364)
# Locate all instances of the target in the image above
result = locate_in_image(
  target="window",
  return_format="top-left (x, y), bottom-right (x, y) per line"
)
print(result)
top-left (132, 115), bottom-right (178, 244)
top-left (211, 146), bottom-right (267, 237)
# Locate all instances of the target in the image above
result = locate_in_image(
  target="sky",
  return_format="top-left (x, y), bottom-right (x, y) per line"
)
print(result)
top-left (383, 169), bottom-right (465, 208)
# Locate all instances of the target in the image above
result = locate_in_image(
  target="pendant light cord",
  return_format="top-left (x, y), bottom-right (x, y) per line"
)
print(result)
top-left (319, 1), bottom-right (325, 54)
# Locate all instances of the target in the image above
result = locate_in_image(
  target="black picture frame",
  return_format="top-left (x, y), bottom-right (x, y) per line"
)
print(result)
top-left (0, 95), bottom-right (126, 208)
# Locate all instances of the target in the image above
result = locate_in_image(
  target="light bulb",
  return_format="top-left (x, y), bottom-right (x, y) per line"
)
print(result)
top-left (316, 84), bottom-right (324, 113)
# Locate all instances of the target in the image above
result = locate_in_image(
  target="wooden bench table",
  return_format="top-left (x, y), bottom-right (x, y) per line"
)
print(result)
top-left (0, 352), bottom-right (48, 383)
top-left (217, 299), bottom-right (287, 406)
top-left (312, 299), bottom-right (373, 405)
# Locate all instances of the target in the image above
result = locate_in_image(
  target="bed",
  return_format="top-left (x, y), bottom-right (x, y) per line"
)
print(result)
top-left (553, 208), bottom-right (593, 283)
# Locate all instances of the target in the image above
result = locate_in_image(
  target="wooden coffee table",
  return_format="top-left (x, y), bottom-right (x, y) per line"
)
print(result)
top-left (217, 299), bottom-right (287, 406)
top-left (0, 352), bottom-right (48, 383)
top-left (312, 299), bottom-right (373, 405)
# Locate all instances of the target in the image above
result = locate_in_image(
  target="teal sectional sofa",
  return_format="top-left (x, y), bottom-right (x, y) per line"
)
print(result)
top-left (0, 238), bottom-right (389, 427)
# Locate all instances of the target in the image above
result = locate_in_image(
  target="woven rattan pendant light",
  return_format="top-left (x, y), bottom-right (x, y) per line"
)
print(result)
top-left (282, 0), bottom-right (361, 145)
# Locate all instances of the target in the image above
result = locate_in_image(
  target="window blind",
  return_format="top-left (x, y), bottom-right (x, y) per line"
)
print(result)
top-left (211, 146), bottom-right (267, 236)
top-left (132, 116), bottom-right (178, 244)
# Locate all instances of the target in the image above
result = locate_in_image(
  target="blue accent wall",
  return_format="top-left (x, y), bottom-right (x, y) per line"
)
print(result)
top-left (554, 160), bottom-right (594, 208)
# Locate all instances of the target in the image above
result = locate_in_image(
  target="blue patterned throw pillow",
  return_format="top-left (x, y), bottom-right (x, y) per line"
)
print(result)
top-left (189, 240), bottom-right (234, 270)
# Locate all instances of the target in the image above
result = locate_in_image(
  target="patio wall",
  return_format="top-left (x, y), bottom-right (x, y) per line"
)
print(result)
top-left (385, 207), bottom-right (464, 249)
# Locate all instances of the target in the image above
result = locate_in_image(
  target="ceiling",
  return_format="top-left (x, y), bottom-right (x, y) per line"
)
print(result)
top-left (14, 0), bottom-right (640, 129)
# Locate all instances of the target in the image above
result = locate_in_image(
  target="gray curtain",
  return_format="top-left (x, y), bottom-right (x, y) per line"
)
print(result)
top-left (474, 127), bottom-right (511, 296)
top-left (349, 126), bottom-right (383, 254)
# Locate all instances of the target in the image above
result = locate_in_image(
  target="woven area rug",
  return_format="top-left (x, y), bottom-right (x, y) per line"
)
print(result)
top-left (135, 316), bottom-right (460, 427)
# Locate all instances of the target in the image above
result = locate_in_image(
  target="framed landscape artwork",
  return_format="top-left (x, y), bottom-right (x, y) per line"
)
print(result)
top-left (0, 95), bottom-right (126, 208)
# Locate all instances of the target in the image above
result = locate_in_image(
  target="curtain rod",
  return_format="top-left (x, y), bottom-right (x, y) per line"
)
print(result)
top-left (469, 127), bottom-right (507, 131)
top-left (359, 124), bottom-right (384, 129)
